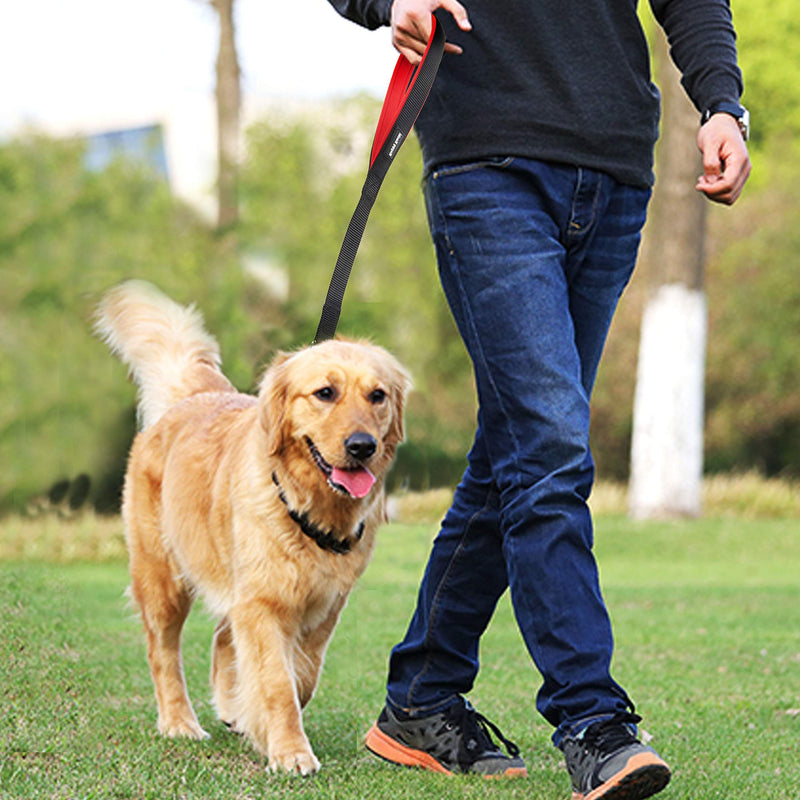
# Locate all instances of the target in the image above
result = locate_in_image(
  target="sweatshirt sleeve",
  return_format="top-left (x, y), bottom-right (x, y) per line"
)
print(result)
top-left (650, 0), bottom-right (743, 113)
top-left (326, 0), bottom-right (393, 30)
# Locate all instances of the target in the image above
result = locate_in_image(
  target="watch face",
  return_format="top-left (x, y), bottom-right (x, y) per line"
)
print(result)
top-left (739, 107), bottom-right (751, 141)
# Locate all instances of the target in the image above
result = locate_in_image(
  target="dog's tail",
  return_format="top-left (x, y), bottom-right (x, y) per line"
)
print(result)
top-left (95, 281), bottom-right (234, 429)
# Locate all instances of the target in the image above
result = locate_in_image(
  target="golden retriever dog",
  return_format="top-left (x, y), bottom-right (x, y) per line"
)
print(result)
top-left (95, 281), bottom-right (410, 775)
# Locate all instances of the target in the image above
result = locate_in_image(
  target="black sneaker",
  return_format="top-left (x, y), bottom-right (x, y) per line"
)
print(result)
top-left (364, 697), bottom-right (528, 777)
top-left (560, 713), bottom-right (671, 800)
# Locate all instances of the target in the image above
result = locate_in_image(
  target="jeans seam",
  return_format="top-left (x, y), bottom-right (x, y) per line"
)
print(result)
top-left (566, 168), bottom-right (605, 244)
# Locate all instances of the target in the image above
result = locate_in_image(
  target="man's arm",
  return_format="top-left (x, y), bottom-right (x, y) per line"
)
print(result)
top-left (651, 0), bottom-right (750, 205)
top-left (326, 0), bottom-right (393, 30)
top-left (650, 0), bottom-right (743, 113)
top-left (328, 0), bottom-right (471, 63)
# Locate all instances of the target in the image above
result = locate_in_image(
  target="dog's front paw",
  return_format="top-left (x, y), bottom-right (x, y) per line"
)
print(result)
top-left (222, 718), bottom-right (245, 735)
top-left (158, 715), bottom-right (210, 740)
top-left (268, 747), bottom-right (321, 776)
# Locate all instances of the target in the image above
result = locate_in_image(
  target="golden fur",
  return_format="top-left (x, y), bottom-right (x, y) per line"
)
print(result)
top-left (95, 281), bottom-right (410, 774)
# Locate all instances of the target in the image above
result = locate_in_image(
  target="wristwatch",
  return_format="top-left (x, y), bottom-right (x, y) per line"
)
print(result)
top-left (701, 102), bottom-right (750, 141)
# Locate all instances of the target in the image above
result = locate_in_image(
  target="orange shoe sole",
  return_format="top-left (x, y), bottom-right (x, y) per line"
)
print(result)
top-left (573, 752), bottom-right (671, 800)
top-left (364, 723), bottom-right (529, 778)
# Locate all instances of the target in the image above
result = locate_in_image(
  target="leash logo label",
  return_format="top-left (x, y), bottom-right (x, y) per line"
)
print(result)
top-left (388, 131), bottom-right (404, 159)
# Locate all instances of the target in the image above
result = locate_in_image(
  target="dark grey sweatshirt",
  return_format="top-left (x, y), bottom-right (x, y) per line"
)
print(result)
top-left (327, 0), bottom-right (743, 187)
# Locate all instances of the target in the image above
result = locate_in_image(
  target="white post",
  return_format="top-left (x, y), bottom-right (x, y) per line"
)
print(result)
top-left (628, 284), bottom-right (706, 518)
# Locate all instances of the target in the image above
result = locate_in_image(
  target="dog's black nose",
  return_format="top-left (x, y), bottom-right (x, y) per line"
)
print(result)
top-left (345, 432), bottom-right (377, 461)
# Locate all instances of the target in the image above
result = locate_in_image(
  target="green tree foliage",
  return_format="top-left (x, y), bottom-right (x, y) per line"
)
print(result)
top-left (734, 0), bottom-right (800, 154)
top-left (0, 137), bottom-right (254, 513)
top-left (590, 156), bottom-right (800, 480)
top-left (704, 158), bottom-right (800, 476)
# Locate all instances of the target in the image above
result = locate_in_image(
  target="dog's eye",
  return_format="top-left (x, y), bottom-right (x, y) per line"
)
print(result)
top-left (313, 386), bottom-right (337, 402)
top-left (368, 388), bottom-right (387, 405)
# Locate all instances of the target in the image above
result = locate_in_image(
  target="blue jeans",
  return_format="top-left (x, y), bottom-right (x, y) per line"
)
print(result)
top-left (385, 157), bottom-right (651, 746)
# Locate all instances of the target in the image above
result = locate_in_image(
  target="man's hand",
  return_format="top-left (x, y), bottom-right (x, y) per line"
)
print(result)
top-left (696, 113), bottom-right (751, 205)
top-left (391, 0), bottom-right (472, 63)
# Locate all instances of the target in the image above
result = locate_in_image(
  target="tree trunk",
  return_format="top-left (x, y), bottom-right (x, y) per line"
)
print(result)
top-left (213, 0), bottom-right (241, 232)
top-left (628, 28), bottom-right (708, 519)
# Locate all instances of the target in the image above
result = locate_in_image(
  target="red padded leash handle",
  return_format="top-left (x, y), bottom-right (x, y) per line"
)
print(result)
top-left (370, 18), bottom-right (443, 168)
top-left (314, 16), bottom-right (445, 344)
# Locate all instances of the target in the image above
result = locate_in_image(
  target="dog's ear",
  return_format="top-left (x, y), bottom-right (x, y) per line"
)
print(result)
top-left (258, 353), bottom-right (292, 456)
top-left (387, 360), bottom-right (412, 447)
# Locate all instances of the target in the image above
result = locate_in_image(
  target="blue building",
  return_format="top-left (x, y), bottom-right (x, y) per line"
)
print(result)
top-left (84, 123), bottom-right (169, 182)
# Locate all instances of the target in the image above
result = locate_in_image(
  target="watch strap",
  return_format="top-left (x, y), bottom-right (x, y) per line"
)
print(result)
top-left (701, 102), bottom-right (749, 140)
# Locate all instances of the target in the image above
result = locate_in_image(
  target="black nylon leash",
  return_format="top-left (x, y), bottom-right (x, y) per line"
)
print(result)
top-left (313, 17), bottom-right (445, 344)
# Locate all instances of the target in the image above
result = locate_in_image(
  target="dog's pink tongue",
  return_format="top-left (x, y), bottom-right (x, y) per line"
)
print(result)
top-left (331, 466), bottom-right (376, 498)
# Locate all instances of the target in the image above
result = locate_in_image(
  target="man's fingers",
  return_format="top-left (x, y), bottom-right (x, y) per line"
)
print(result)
top-left (439, 0), bottom-right (472, 31)
top-left (696, 160), bottom-right (750, 205)
top-left (696, 168), bottom-right (749, 205)
top-left (393, 36), bottom-right (427, 63)
top-left (396, 36), bottom-right (463, 62)
top-left (391, 4), bottom-right (431, 63)
top-left (391, 0), bottom-right (471, 63)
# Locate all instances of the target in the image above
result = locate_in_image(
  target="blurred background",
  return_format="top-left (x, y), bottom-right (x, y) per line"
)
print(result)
top-left (1, 0), bottom-right (798, 518)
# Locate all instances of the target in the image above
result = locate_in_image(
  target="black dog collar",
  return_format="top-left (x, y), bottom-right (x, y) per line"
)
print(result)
top-left (272, 473), bottom-right (364, 555)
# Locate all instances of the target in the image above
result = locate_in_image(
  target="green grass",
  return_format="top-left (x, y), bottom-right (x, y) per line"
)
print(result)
top-left (2, 515), bottom-right (800, 798)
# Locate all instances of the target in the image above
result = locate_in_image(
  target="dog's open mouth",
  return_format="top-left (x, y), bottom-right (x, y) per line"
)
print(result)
top-left (306, 438), bottom-right (375, 499)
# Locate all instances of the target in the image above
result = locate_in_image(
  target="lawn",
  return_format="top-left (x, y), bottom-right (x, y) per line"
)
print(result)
top-left (1, 513), bottom-right (800, 799)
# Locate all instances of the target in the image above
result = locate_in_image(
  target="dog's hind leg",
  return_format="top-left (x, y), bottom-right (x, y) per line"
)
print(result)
top-left (129, 549), bottom-right (208, 740)
top-left (123, 448), bottom-right (208, 741)
top-left (211, 617), bottom-right (240, 730)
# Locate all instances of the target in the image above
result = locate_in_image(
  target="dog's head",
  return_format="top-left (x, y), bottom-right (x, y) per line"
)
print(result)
top-left (259, 339), bottom-right (411, 500)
